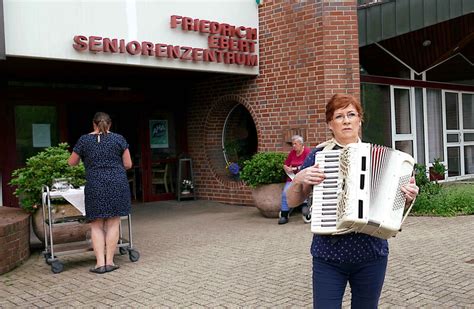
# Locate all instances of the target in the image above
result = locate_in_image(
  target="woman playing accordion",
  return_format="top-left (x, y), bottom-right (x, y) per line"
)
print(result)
top-left (286, 94), bottom-right (419, 309)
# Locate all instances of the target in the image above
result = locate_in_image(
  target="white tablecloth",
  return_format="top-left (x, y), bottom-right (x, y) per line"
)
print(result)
top-left (43, 189), bottom-right (85, 216)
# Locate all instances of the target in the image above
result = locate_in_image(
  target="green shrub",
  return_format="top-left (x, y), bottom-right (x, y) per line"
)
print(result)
top-left (9, 143), bottom-right (86, 213)
top-left (415, 162), bottom-right (441, 194)
top-left (239, 152), bottom-right (287, 187)
top-left (414, 163), bottom-right (430, 188)
top-left (412, 183), bottom-right (474, 216)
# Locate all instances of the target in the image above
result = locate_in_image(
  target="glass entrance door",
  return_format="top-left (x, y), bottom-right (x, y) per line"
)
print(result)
top-left (142, 111), bottom-right (178, 201)
top-left (443, 91), bottom-right (474, 178)
top-left (14, 105), bottom-right (59, 165)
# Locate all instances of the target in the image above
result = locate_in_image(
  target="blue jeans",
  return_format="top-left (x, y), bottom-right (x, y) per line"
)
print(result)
top-left (312, 256), bottom-right (388, 309)
top-left (280, 182), bottom-right (292, 212)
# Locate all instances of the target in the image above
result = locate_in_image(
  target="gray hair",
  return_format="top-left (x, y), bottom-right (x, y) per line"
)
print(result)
top-left (291, 135), bottom-right (304, 144)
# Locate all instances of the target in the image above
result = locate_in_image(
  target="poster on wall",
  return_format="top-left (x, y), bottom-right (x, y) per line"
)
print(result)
top-left (150, 120), bottom-right (168, 148)
top-left (32, 124), bottom-right (51, 147)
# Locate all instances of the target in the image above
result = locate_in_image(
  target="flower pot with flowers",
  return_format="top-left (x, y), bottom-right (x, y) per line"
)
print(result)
top-left (429, 158), bottom-right (447, 181)
top-left (9, 143), bottom-right (88, 244)
top-left (181, 179), bottom-right (194, 195)
top-left (240, 152), bottom-right (287, 218)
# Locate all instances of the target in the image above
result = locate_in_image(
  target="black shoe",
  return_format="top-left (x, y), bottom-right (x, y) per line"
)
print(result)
top-left (278, 216), bottom-right (289, 225)
top-left (89, 266), bottom-right (107, 274)
top-left (105, 264), bottom-right (120, 272)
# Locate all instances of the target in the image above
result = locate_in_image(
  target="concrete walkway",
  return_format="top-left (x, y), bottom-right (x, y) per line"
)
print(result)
top-left (0, 200), bottom-right (473, 308)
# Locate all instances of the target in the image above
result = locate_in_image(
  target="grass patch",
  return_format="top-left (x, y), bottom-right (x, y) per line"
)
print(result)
top-left (411, 183), bottom-right (474, 216)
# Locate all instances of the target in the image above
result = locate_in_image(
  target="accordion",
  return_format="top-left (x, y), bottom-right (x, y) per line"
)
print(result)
top-left (311, 142), bottom-right (415, 239)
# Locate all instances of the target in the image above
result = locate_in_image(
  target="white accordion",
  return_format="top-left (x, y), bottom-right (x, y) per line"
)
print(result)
top-left (311, 142), bottom-right (415, 239)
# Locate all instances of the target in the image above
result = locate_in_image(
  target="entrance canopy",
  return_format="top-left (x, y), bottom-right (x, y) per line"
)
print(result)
top-left (358, 0), bottom-right (474, 81)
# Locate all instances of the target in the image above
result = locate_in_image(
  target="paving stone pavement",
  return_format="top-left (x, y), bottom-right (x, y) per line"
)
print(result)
top-left (0, 200), bottom-right (473, 308)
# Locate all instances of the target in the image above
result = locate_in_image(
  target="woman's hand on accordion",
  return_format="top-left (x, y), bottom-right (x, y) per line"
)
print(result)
top-left (297, 163), bottom-right (326, 186)
top-left (401, 176), bottom-right (419, 207)
top-left (287, 164), bottom-right (325, 207)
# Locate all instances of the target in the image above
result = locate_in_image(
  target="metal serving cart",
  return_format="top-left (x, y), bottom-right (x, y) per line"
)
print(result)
top-left (41, 185), bottom-right (140, 273)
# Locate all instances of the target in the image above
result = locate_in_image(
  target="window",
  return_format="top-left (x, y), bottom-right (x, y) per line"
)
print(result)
top-left (14, 105), bottom-right (59, 165)
top-left (445, 92), bottom-right (459, 130)
top-left (391, 86), bottom-right (415, 158)
top-left (415, 88), bottom-right (425, 164)
top-left (426, 89), bottom-right (443, 162)
top-left (394, 88), bottom-right (411, 134)
top-left (222, 104), bottom-right (257, 177)
top-left (462, 94), bottom-right (474, 130)
top-left (361, 83), bottom-right (391, 146)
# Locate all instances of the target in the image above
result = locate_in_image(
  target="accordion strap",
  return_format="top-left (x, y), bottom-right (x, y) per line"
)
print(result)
top-left (332, 228), bottom-right (355, 236)
top-left (401, 197), bottom-right (416, 226)
top-left (316, 138), bottom-right (361, 151)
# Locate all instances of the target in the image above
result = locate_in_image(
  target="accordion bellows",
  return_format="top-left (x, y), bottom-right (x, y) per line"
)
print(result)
top-left (311, 143), bottom-right (415, 239)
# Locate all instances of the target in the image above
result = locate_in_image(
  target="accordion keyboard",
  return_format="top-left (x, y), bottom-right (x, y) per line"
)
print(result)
top-left (311, 150), bottom-right (343, 235)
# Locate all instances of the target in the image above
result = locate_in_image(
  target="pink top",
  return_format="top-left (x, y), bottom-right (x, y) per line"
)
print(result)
top-left (284, 147), bottom-right (311, 182)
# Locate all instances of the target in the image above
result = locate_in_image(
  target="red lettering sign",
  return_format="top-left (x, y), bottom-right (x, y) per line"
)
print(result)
top-left (72, 15), bottom-right (258, 68)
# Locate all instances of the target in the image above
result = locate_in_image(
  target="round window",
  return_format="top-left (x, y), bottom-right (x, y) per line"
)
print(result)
top-left (222, 104), bottom-right (257, 177)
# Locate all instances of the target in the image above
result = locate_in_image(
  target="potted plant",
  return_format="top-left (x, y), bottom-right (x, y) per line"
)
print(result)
top-left (9, 143), bottom-right (88, 243)
top-left (429, 158), bottom-right (447, 181)
top-left (181, 179), bottom-right (194, 194)
top-left (240, 152), bottom-right (287, 218)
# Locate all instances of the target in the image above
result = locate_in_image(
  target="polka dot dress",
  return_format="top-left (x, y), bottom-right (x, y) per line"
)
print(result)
top-left (73, 132), bottom-right (131, 221)
top-left (311, 233), bottom-right (389, 264)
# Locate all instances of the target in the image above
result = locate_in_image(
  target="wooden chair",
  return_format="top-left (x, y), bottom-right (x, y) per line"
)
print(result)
top-left (152, 163), bottom-right (174, 193)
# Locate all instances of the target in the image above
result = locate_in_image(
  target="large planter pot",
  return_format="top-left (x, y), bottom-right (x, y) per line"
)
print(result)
top-left (0, 208), bottom-right (30, 275)
top-left (251, 183), bottom-right (285, 218)
top-left (32, 204), bottom-right (90, 244)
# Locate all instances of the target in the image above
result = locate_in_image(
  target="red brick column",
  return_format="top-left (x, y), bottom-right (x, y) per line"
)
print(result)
top-left (0, 207), bottom-right (30, 274)
top-left (188, 0), bottom-right (360, 205)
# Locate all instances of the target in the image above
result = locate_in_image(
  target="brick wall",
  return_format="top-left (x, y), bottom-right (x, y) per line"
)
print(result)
top-left (0, 207), bottom-right (30, 275)
top-left (188, 0), bottom-right (360, 205)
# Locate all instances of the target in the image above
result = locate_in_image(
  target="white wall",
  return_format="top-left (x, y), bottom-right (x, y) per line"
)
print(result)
top-left (4, 0), bottom-right (259, 75)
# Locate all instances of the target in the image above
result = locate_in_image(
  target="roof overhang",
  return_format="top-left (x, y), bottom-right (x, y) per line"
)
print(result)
top-left (358, 0), bottom-right (474, 79)
top-left (358, 0), bottom-right (474, 47)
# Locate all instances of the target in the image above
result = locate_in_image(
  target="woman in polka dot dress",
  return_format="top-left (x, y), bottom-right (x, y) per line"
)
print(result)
top-left (68, 112), bottom-right (132, 274)
top-left (286, 94), bottom-right (419, 308)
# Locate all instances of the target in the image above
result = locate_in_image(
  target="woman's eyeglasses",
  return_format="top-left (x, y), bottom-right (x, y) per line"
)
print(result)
top-left (333, 112), bottom-right (359, 122)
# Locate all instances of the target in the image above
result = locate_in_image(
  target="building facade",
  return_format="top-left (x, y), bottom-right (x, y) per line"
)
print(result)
top-left (0, 0), bottom-right (472, 208)
top-left (358, 0), bottom-right (474, 180)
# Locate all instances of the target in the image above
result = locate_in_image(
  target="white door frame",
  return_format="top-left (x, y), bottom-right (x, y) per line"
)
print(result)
top-left (390, 85), bottom-right (417, 160)
top-left (442, 90), bottom-right (474, 180)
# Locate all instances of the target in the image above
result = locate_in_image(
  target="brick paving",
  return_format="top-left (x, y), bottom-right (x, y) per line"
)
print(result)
top-left (0, 200), bottom-right (473, 308)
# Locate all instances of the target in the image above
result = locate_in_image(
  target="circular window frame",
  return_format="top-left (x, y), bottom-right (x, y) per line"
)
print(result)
top-left (222, 103), bottom-right (239, 165)
top-left (204, 95), bottom-right (260, 183)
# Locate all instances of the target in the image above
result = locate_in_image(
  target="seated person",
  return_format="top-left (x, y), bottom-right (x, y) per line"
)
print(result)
top-left (278, 135), bottom-right (311, 225)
